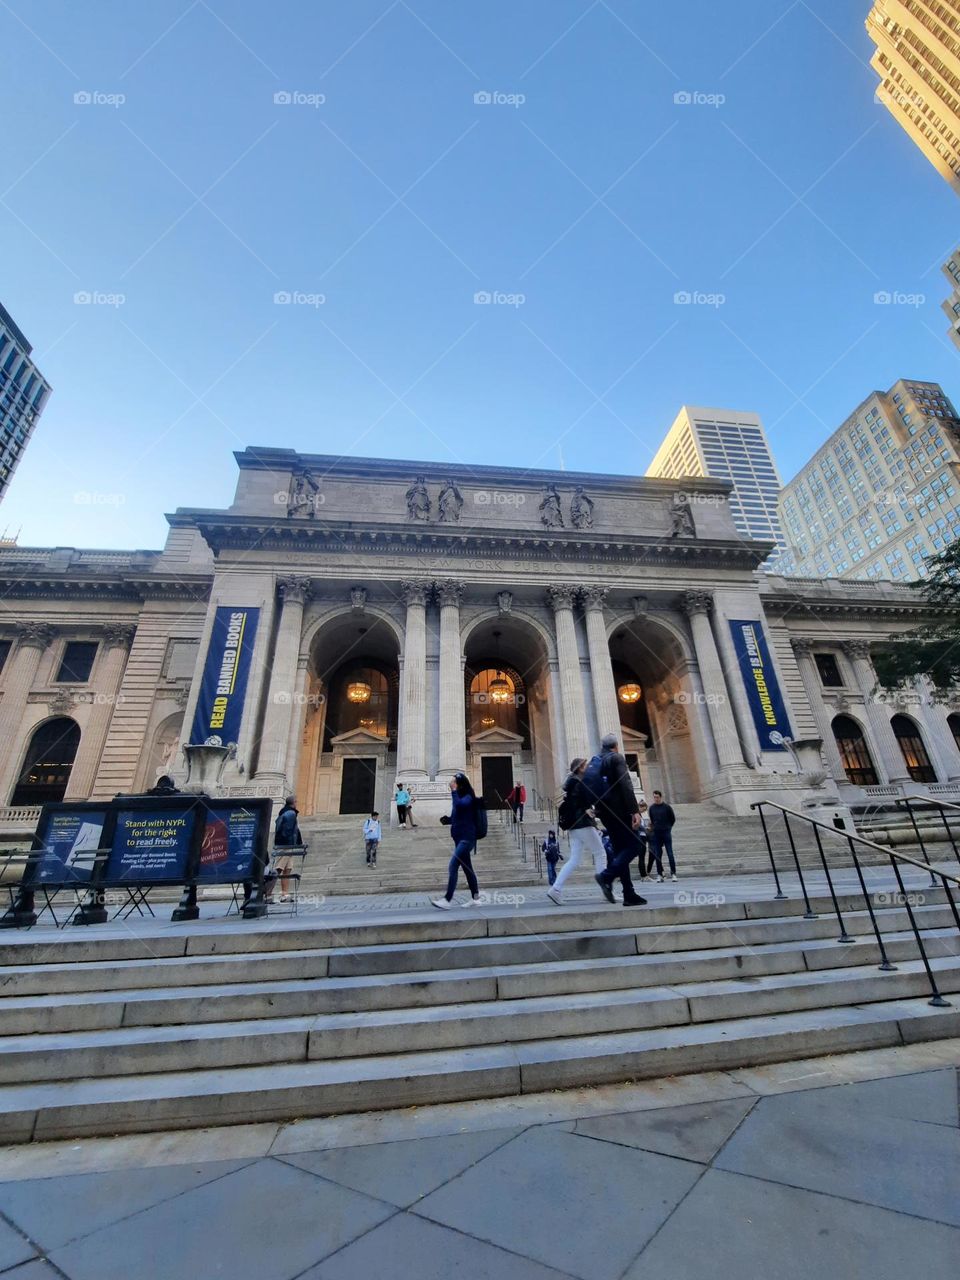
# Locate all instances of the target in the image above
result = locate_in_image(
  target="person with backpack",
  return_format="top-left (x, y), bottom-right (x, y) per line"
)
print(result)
top-left (646, 790), bottom-right (678, 881)
top-left (542, 829), bottom-right (562, 885)
top-left (547, 758), bottom-right (609, 905)
top-left (363, 811), bottom-right (381, 866)
top-left (431, 772), bottom-right (485, 909)
top-left (272, 795), bottom-right (303, 903)
top-left (589, 733), bottom-right (647, 907)
top-left (506, 782), bottom-right (526, 823)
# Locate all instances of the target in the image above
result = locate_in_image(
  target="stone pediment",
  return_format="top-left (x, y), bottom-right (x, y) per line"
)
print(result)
top-left (468, 726), bottom-right (525, 749)
top-left (330, 728), bottom-right (389, 748)
top-left (621, 726), bottom-right (649, 751)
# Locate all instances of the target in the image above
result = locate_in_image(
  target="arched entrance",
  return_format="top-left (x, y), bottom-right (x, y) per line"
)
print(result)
top-left (11, 717), bottom-right (81, 805)
top-left (891, 714), bottom-right (937, 783)
top-left (608, 619), bottom-right (702, 802)
top-left (297, 611), bottom-right (401, 815)
top-left (832, 714), bottom-right (878, 786)
top-left (463, 615), bottom-right (555, 808)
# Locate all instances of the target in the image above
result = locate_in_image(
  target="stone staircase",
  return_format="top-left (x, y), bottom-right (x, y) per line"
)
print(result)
top-left (1, 886), bottom-right (959, 1143)
top-left (296, 803), bottom-right (876, 898)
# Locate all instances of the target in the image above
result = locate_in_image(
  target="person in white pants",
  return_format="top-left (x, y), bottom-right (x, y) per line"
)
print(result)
top-left (548, 758), bottom-right (609, 905)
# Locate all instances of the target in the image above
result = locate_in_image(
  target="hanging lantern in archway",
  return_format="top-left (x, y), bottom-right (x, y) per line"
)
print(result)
top-left (489, 672), bottom-right (511, 703)
top-left (346, 680), bottom-right (372, 704)
top-left (480, 716), bottom-right (496, 727)
top-left (618, 682), bottom-right (642, 704)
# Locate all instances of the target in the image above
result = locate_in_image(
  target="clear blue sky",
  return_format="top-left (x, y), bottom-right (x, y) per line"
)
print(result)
top-left (2, 0), bottom-right (959, 549)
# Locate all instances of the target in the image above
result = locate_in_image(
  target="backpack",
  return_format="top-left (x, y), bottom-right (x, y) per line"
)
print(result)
top-left (557, 786), bottom-right (578, 831)
top-left (579, 754), bottom-right (609, 812)
top-left (474, 798), bottom-right (488, 840)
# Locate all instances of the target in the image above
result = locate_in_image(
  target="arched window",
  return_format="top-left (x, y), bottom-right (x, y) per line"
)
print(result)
top-left (831, 715), bottom-right (878, 786)
top-left (949, 713), bottom-right (960, 757)
top-left (323, 663), bottom-right (395, 748)
top-left (891, 714), bottom-right (937, 783)
top-left (10, 718), bottom-right (81, 805)
top-left (466, 667), bottom-right (527, 742)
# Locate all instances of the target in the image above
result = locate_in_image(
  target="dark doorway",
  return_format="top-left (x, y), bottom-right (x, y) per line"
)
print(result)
top-left (481, 756), bottom-right (513, 809)
top-left (11, 717), bottom-right (81, 806)
top-left (339, 758), bottom-right (377, 814)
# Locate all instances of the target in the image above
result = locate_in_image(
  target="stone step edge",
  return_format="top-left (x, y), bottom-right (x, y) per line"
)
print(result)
top-left (3, 998), bottom-right (958, 1143)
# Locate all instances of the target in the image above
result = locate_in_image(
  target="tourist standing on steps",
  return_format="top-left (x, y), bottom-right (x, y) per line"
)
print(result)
top-left (432, 773), bottom-right (482, 909)
top-left (591, 733), bottom-right (647, 907)
top-left (273, 795), bottom-right (303, 903)
top-left (542, 829), bottom-right (562, 885)
top-left (363, 811), bottom-right (381, 866)
top-left (647, 789), bottom-right (678, 881)
top-left (547, 759), bottom-right (609, 906)
top-left (506, 782), bottom-right (526, 823)
top-left (395, 782), bottom-right (411, 828)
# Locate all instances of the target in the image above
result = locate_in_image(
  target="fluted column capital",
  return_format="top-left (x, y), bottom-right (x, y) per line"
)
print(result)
top-left (435, 579), bottom-right (465, 608)
top-left (102, 625), bottom-right (136, 651)
top-left (681, 590), bottom-right (713, 619)
top-left (790, 637), bottom-right (816, 658)
top-left (546, 585), bottom-right (578, 612)
top-left (399, 579), bottom-right (431, 608)
top-left (277, 575), bottom-right (313, 605)
top-left (841, 639), bottom-right (871, 661)
top-left (16, 623), bottom-right (55, 651)
top-left (581, 586), bottom-right (608, 612)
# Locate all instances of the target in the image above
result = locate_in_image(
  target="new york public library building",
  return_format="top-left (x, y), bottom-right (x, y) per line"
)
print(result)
top-left (1, 446), bottom-right (959, 848)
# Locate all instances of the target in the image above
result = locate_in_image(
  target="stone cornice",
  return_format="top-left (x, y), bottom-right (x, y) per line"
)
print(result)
top-left (184, 514), bottom-right (771, 570)
top-left (0, 573), bottom-right (211, 603)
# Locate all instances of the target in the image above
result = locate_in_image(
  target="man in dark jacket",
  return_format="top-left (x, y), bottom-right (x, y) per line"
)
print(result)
top-left (646, 790), bottom-right (678, 881)
top-left (591, 733), bottom-right (646, 907)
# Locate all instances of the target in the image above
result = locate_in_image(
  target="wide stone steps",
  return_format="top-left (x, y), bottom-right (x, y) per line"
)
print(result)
top-left (2, 888), bottom-right (958, 1143)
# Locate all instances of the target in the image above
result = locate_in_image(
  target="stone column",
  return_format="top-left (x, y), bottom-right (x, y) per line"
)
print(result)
top-left (0, 624), bottom-right (55, 802)
top-left (547, 585), bottom-right (591, 763)
top-left (396, 579), bottom-right (429, 777)
top-left (790, 638), bottom-right (848, 783)
top-left (582, 586), bottom-right (621, 744)
top-left (284, 654), bottom-right (312, 798)
top-left (841, 640), bottom-right (911, 784)
top-left (66, 626), bottom-right (135, 798)
top-left (257, 576), bottom-right (312, 785)
top-left (681, 591), bottom-right (745, 771)
top-left (920, 683), bottom-right (960, 781)
top-left (436, 579), bottom-right (466, 777)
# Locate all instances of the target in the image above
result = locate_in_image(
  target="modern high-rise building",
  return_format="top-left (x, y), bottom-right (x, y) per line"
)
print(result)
top-left (777, 378), bottom-right (960, 582)
top-left (866, 0), bottom-right (960, 197)
top-left (942, 245), bottom-right (960, 349)
top-left (0, 302), bottom-right (51, 501)
top-left (646, 406), bottom-right (785, 551)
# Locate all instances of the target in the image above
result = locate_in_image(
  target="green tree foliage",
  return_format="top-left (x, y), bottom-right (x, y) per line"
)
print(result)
top-left (871, 541), bottom-right (960, 691)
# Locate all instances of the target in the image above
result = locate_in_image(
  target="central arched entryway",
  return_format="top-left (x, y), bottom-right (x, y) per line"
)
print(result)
top-left (462, 614), bottom-right (556, 810)
top-left (296, 611), bottom-right (401, 815)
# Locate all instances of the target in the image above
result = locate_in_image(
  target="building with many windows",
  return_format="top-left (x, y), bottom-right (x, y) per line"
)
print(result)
top-left (0, 302), bottom-right (51, 501)
top-left (866, 0), bottom-right (960, 197)
top-left (646, 406), bottom-right (785, 554)
top-left (776, 378), bottom-right (960, 582)
top-left (942, 245), bottom-right (960, 349)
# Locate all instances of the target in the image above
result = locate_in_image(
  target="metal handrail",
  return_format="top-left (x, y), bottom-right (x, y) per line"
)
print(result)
top-left (752, 799), bottom-right (960, 1007)
top-left (902, 793), bottom-right (960, 813)
top-left (896, 795), bottom-right (960, 877)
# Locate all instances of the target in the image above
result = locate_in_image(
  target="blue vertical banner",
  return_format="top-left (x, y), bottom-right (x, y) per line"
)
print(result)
top-left (728, 620), bottom-right (792, 751)
top-left (190, 607), bottom-right (260, 745)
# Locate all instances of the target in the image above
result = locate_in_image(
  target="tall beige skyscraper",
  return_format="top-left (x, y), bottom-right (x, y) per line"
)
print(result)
top-left (866, 1), bottom-right (960, 196)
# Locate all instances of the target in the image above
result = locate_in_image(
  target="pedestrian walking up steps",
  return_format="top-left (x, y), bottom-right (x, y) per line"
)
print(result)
top-left (1, 889), bottom-right (960, 1143)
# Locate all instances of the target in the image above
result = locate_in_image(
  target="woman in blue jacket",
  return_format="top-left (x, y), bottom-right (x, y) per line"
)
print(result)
top-left (432, 773), bottom-right (483, 909)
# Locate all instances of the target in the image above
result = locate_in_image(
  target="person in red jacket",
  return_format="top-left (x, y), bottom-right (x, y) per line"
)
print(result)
top-left (506, 782), bottom-right (526, 823)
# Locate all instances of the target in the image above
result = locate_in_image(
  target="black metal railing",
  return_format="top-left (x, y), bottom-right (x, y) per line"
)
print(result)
top-left (752, 799), bottom-right (960, 1007)
top-left (897, 796), bottom-right (960, 877)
